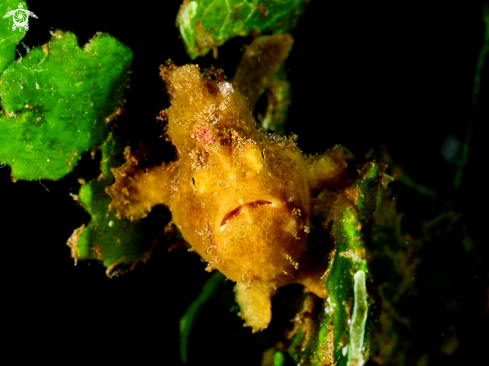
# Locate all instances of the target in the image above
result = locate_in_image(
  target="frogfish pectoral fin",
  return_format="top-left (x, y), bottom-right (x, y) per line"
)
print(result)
top-left (234, 281), bottom-right (276, 333)
top-left (297, 273), bottom-right (328, 299)
top-left (106, 147), bottom-right (179, 220)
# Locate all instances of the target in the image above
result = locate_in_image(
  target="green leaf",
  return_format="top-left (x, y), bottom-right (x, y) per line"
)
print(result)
top-left (176, 0), bottom-right (310, 59)
top-left (68, 179), bottom-right (156, 276)
top-left (0, 30), bottom-right (133, 180)
top-left (287, 162), bottom-right (385, 365)
top-left (100, 130), bottom-right (125, 181)
top-left (67, 132), bottom-right (161, 276)
top-left (0, 0), bottom-right (28, 73)
top-left (179, 272), bottom-right (225, 363)
top-left (273, 351), bottom-right (286, 366)
top-left (325, 162), bottom-right (382, 366)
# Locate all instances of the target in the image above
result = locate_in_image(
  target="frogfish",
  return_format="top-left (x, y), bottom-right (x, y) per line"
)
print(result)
top-left (107, 63), bottom-right (354, 332)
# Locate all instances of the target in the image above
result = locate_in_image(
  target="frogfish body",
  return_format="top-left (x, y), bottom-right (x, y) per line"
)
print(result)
top-left (107, 64), bottom-right (353, 331)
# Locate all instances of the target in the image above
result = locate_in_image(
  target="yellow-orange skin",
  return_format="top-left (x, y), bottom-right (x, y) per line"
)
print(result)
top-left (107, 64), bottom-right (353, 331)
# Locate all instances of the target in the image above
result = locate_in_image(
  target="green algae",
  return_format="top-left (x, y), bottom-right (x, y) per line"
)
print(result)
top-left (68, 132), bottom-right (160, 276)
top-left (0, 1), bottom-right (28, 73)
top-left (179, 272), bottom-right (226, 363)
top-left (287, 162), bottom-right (384, 365)
top-left (177, 0), bottom-right (310, 59)
top-left (0, 30), bottom-right (132, 180)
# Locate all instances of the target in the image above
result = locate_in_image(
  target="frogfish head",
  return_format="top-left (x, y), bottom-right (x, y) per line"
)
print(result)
top-left (163, 63), bottom-right (312, 287)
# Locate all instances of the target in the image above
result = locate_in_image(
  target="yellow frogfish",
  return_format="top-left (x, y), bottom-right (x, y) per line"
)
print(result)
top-left (106, 63), bottom-right (354, 332)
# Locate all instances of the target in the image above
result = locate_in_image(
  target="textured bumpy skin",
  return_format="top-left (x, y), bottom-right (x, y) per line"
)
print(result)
top-left (107, 64), bottom-right (353, 331)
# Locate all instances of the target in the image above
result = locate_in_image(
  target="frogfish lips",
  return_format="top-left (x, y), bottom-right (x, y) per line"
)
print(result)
top-left (220, 200), bottom-right (273, 227)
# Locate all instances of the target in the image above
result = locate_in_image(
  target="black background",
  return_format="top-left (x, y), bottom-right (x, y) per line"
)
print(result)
top-left (1, 1), bottom-right (487, 365)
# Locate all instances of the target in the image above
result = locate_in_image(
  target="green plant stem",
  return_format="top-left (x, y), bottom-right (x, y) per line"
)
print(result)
top-left (179, 272), bottom-right (225, 363)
